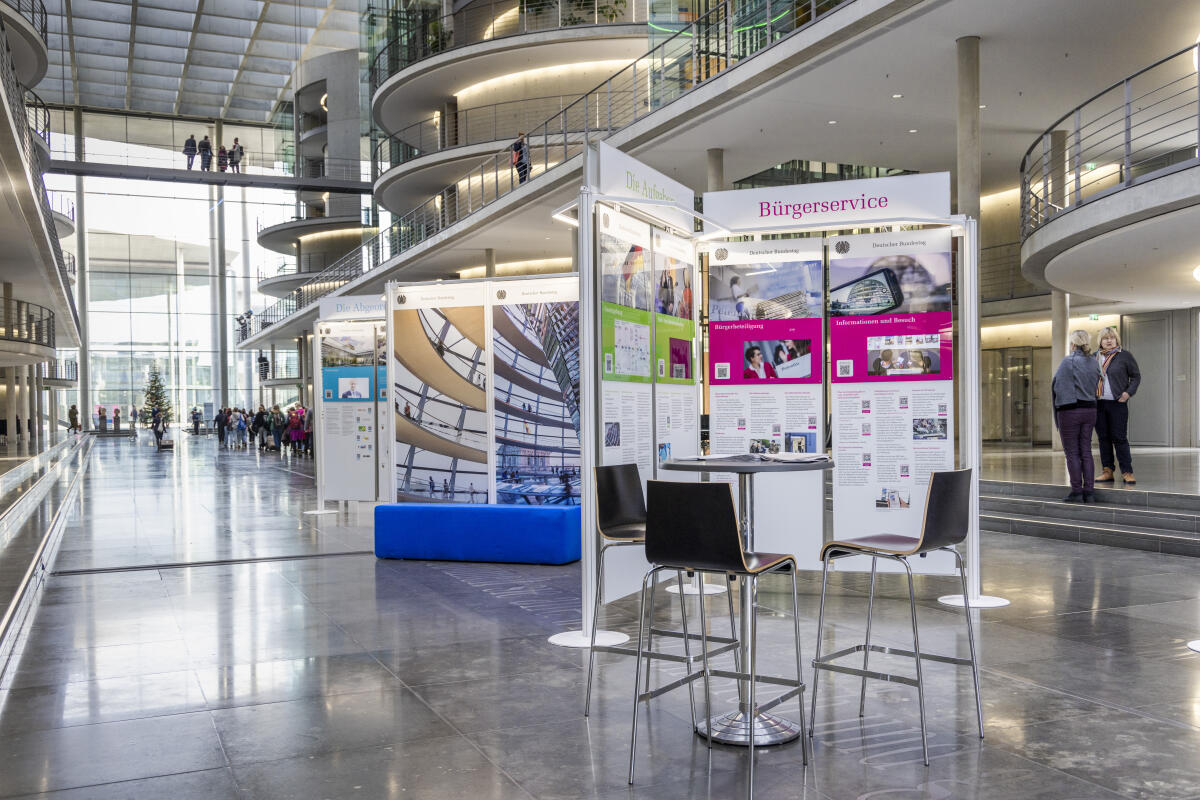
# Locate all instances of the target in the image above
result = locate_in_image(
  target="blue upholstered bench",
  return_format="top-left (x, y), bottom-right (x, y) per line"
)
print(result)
top-left (375, 504), bottom-right (581, 565)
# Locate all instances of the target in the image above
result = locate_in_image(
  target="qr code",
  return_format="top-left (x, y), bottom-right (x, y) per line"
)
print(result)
top-left (900, 464), bottom-right (909, 474)
top-left (837, 360), bottom-right (853, 377)
top-left (899, 396), bottom-right (908, 406)
top-left (658, 359), bottom-right (666, 377)
top-left (715, 363), bottom-right (730, 380)
top-left (604, 353), bottom-right (613, 373)
top-left (771, 424), bottom-right (781, 435)
top-left (938, 403), bottom-right (947, 415)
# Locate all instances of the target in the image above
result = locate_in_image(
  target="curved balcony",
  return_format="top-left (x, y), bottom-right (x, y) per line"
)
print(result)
top-left (238, 0), bottom-right (851, 346)
top-left (373, 93), bottom-right (605, 213)
top-left (61, 251), bottom-right (76, 283)
top-left (0, 0), bottom-right (48, 87)
top-left (371, 0), bottom-right (647, 133)
top-left (1020, 44), bottom-right (1200, 307)
top-left (0, 298), bottom-right (56, 361)
top-left (39, 359), bottom-right (76, 386)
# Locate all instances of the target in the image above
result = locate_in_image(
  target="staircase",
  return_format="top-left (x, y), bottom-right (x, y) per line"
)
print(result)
top-left (980, 479), bottom-right (1200, 557)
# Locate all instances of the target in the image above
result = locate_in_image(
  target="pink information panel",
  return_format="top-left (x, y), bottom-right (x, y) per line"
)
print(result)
top-left (709, 317), bottom-right (823, 385)
top-left (829, 312), bottom-right (953, 383)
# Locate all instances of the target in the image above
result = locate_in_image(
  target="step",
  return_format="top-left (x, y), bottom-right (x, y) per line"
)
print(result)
top-left (980, 478), bottom-right (1200, 513)
top-left (981, 508), bottom-right (1200, 557)
top-left (979, 493), bottom-right (1200, 535)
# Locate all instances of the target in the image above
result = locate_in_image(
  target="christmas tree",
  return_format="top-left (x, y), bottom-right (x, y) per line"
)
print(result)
top-left (141, 363), bottom-right (172, 425)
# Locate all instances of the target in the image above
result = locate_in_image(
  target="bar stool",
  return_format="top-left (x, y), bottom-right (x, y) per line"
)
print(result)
top-left (584, 464), bottom-right (738, 717)
top-left (808, 468), bottom-right (984, 766)
top-left (630, 480), bottom-right (808, 797)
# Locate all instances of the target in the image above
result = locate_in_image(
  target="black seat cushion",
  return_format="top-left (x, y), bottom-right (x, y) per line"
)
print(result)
top-left (603, 522), bottom-right (646, 542)
top-left (743, 551), bottom-right (794, 574)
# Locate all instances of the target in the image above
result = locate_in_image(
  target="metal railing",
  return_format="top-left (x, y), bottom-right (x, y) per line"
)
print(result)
top-left (0, 298), bottom-right (55, 348)
top-left (61, 251), bottom-right (75, 278)
top-left (45, 188), bottom-right (74, 221)
top-left (979, 242), bottom-right (1044, 303)
top-left (370, 0), bottom-right (647, 91)
top-left (373, 93), bottom-right (632, 179)
top-left (1021, 44), bottom-right (1200, 239)
top-left (0, 0), bottom-right (47, 43)
top-left (24, 88), bottom-right (47, 147)
top-left (256, 261), bottom-right (299, 283)
top-left (39, 360), bottom-right (77, 381)
top-left (0, 26), bottom-right (32, 159)
top-left (240, 0), bottom-right (851, 342)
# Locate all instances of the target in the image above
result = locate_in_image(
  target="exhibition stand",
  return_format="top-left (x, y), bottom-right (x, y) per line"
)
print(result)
top-left (311, 295), bottom-right (389, 513)
top-left (358, 143), bottom-right (1005, 655)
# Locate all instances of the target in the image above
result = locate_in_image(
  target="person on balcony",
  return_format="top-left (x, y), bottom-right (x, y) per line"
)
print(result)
top-left (198, 136), bottom-right (213, 171)
top-left (183, 134), bottom-right (197, 169)
top-left (229, 138), bottom-right (244, 173)
top-left (217, 145), bottom-right (229, 172)
top-left (1052, 329), bottom-right (1102, 503)
top-left (512, 132), bottom-right (530, 184)
top-left (1094, 326), bottom-right (1140, 485)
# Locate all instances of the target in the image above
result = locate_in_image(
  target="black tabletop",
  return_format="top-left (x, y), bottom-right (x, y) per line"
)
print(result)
top-left (661, 456), bottom-right (834, 474)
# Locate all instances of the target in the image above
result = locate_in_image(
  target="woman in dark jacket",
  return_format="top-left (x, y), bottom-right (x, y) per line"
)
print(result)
top-left (1052, 329), bottom-right (1103, 503)
top-left (1094, 326), bottom-right (1140, 484)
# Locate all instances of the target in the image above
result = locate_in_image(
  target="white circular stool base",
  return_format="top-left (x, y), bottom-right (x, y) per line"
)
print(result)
top-left (696, 709), bottom-right (802, 746)
top-left (1187, 640), bottom-right (1200, 654)
top-left (666, 583), bottom-right (728, 595)
top-left (303, 509), bottom-right (337, 516)
top-left (548, 630), bottom-right (629, 648)
top-left (937, 594), bottom-right (1010, 608)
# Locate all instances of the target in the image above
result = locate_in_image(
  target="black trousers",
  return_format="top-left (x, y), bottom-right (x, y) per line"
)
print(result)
top-left (1095, 399), bottom-right (1132, 474)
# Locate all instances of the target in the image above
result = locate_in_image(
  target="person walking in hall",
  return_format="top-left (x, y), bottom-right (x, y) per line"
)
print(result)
top-left (217, 145), bottom-right (229, 173)
top-left (1052, 329), bottom-right (1103, 503)
top-left (68, 404), bottom-right (79, 434)
top-left (303, 410), bottom-right (313, 457)
top-left (191, 407), bottom-right (201, 436)
top-left (151, 408), bottom-right (165, 446)
top-left (1094, 326), bottom-right (1141, 485)
top-left (229, 138), bottom-right (244, 173)
top-left (198, 136), bottom-right (213, 171)
top-left (214, 407), bottom-right (227, 447)
top-left (183, 134), bottom-right (197, 169)
top-left (442, 478), bottom-right (449, 499)
top-left (511, 132), bottom-right (530, 185)
top-left (287, 408), bottom-right (303, 453)
top-left (253, 405), bottom-right (268, 449)
top-left (131, 407), bottom-right (138, 427)
top-left (270, 405), bottom-right (285, 451)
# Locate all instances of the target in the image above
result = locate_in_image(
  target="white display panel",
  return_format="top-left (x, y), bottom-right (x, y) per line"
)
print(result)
top-left (316, 319), bottom-right (384, 502)
top-left (828, 230), bottom-right (956, 574)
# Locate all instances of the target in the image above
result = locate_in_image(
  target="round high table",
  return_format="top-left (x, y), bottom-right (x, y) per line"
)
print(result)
top-left (661, 455), bottom-right (834, 747)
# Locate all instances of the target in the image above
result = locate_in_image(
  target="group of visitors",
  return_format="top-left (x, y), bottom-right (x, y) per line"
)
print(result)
top-left (1052, 326), bottom-right (1141, 502)
top-left (182, 135), bottom-right (246, 173)
top-left (212, 404), bottom-right (313, 455)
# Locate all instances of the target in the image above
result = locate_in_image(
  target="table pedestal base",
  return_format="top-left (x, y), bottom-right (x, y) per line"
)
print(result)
top-left (695, 710), bottom-right (802, 746)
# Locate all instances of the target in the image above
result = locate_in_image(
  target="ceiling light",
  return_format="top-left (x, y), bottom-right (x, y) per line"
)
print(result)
top-left (908, 129), bottom-right (918, 134)
top-left (979, 104), bottom-right (987, 109)
top-left (827, 120), bottom-right (837, 125)
top-left (1193, 266), bottom-right (1200, 282)
top-left (891, 93), bottom-right (903, 99)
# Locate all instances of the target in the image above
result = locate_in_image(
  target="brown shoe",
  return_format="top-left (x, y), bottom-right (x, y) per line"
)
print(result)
top-left (1096, 468), bottom-right (1115, 482)
top-left (1122, 472), bottom-right (1136, 484)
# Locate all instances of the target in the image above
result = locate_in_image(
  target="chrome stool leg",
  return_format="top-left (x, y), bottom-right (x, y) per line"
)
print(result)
top-left (676, 570), bottom-right (698, 728)
top-left (584, 541), bottom-right (609, 716)
top-left (903, 560), bottom-right (930, 766)
top-left (696, 570), bottom-right (714, 750)
top-left (859, 556), bottom-right (878, 717)
top-left (747, 574), bottom-right (758, 798)
top-left (951, 548), bottom-right (985, 739)
top-left (726, 574), bottom-right (742, 689)
top-left (808, 554), bottom-right (832, 737)
top-left (788, 566), bottom-right (809, 765)
top-left (628, 566), bottom-right (659, 784)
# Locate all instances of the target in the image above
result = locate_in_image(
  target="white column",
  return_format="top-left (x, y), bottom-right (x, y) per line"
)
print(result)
top-left (706, 148), bottom-right (724, 192)
top-left (75, 108), bottom-right (91, 431)
top-left (1050, 290), bottom-right (1070, 452)
top-left (5, 367), bottom-right (15, 446)
top-left (23, 365), bottom-right (34, 445)
top-left (485, 248), bottom-right (497, 278)
top-left (956, 36), bottom-right (981, 220)
top-left (35, 367), bottom-right (43, 446)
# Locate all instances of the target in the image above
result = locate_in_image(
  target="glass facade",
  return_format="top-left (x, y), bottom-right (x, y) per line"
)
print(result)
top-left (46, 117), bottom-right (298, 423)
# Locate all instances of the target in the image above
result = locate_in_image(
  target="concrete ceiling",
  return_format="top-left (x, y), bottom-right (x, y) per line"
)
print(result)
top-left (628, 0), bottom-right (1200, 196)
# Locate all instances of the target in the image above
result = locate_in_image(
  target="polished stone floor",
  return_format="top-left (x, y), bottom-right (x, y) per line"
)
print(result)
top-left (1, 437), bottom-right (1199, 798)
top-left (983, 444), bottom-right (1200, 494)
